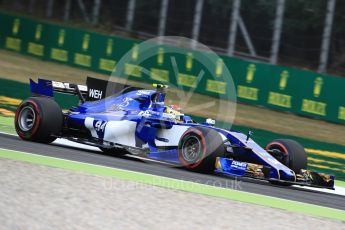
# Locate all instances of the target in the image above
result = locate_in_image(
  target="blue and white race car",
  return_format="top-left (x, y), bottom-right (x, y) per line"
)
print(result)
top-left (15, 77), bottom-right (334, 189)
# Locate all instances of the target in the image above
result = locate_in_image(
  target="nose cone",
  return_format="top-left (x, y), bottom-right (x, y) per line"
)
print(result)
top-left (278, 168), bottom-right (296, 181)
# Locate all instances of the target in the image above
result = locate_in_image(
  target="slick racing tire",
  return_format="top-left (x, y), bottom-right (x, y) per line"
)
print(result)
top-left (15, 97), bottom-right (63, 143)
top-left (178, 127), bottom-right (224, 173)
top-left (266, 139), bottom-right (307, 174)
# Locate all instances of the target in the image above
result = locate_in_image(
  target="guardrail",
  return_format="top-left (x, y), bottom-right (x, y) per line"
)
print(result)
top-left (1, 11), bottom-right (345, 124)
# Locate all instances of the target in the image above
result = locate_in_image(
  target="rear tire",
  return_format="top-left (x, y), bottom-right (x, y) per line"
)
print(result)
top-left (178, 127), bottom-right (224, 173)
top-left (266, 139), bottom-right (307, 174)
top-left (15, 97), bottom-right (63, 143)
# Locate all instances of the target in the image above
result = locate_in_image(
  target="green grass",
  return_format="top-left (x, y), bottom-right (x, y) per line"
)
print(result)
top-left (0, 115), bottom-right (15, 134)
top-left (336, 180), bottom-right (345, 188)
top-left (0, 147), bottom-right (344, 221)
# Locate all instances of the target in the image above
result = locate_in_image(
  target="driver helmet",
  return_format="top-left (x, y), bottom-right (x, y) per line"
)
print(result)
top-left (164, 104), bottom-right (183, 121)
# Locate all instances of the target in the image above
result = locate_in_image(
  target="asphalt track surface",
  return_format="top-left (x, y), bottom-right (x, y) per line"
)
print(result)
top-left (1, 133), bottom-right (345, 210)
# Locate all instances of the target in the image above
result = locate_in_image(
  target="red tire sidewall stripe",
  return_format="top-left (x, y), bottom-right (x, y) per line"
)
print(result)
top-left (178, 128), bottom-right (207, 169)
top-left (266, 142), bottom-right (289, 155)
top-left (15, 99), bottom-right (41, 139)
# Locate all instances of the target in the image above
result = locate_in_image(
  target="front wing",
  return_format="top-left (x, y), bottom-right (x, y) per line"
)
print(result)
top-left (214, 157), bottom-right (334, 189)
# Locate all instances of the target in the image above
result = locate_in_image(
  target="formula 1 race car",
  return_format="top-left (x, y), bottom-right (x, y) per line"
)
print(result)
top-left (15, 77), bottom-right (335, 189)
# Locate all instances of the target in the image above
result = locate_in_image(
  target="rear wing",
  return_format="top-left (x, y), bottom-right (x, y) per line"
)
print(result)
top-left (30, 78), bottom-right (88, 102)
top-left (30, 76), bottom-right (142, 102)
top-left (52, 81), bottom-right (88, 95)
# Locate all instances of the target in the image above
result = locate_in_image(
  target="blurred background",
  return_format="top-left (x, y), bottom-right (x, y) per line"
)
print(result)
top-left (0, 0), bottom-right (344, 180)
top-left (1, 0), bottom-right (344, 75)
top-left (0, 2), bottom-right (344, 228)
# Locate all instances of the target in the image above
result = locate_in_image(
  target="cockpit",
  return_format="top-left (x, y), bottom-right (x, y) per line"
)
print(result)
top-left (164, 105), bottom-right (184, 122)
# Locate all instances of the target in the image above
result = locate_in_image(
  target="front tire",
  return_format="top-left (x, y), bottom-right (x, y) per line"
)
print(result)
top-left (15, 97), bottom-right (63, 143)
top-left (178, 127), bottom-right (224, 173)
top-left (266, 139), bottom-right (307, 173)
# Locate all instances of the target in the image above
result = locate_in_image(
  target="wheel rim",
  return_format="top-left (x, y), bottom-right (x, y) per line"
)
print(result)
top-left (268, 146), bottom-right (288, 166)
top-left (181, 136), bottom-right (202, 163)
top-left (18, 105), bottom-right (36, 131)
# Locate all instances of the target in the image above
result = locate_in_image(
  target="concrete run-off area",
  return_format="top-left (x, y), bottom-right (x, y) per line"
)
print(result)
top-left (0, 158), bottom-right (344, 229)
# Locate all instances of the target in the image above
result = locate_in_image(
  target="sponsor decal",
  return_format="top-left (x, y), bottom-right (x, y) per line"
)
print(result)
top-left (131, 44), bottom-right (139, 61)
top-left (215, 58), bottom-right (224, 77)
top-left (5, 37), bottom-right (21, 51)
top-left (82, 34), bottom-right (90, 51)
top-left (186, 52), bottom-right (193, 71)
top-left (120, 97), bottom-right (133, 107)
top-left (51, 48), bottom-right (68, 62)
top-left (124, 63), bottom-right (142, 77)
top-left (87, 119), bottom-right (107, 139)
top-left (89, 88), bottom-right (103, 99)
top-left (157, 47), bottom-right (164, 65)
top-left (74, 53), bottom-right (92, 67)
top-left (230, 160), bottom-right (247, 171)
top-left (58, 29), bottom-right (65, 47)
top-left (136, 90), bottom-right (151, 96)
top-left (162, 113), bottom-right (175, 120)
top-left (206, 80), bottom-right (226, 94)
top-left (279, 70), bottom-right (289, 90)
top-left (35, 24), bottom-right (42, 41)
top-left (237, 85), bottom-right (258, 100)
top-left (246, 64), bottom-right (256, 83)
top-left (99, 58), bottom-right (116, 72)
top-left (107, 104), bottom-right (124, 112)
top-left (150, 68), bottom-right (169, 82)
top-left (104, 97), bottom-right (134, 110)
top-left (138, 110), bottom-right (151, 118)
top-left (313, 77), bottom-right (323, 98)
top-left (138, 110), bottom-right (161, 118)
top-left (27, 42), bottom-right (44, 56)
top-left (301, 99), bottom-right (326, 116)
top-left (267, 92), bottom-right (292, 108)
top-left (12, 18), bottom-right (20, 35)
top-left (106, 38), bottom-right (113, 56)
top-left (338, 106), bottom-right (345, 120)
top-left (178, 73), bottom-right (197, 88)
top-left (94, 120), bottom-right (107, 132)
